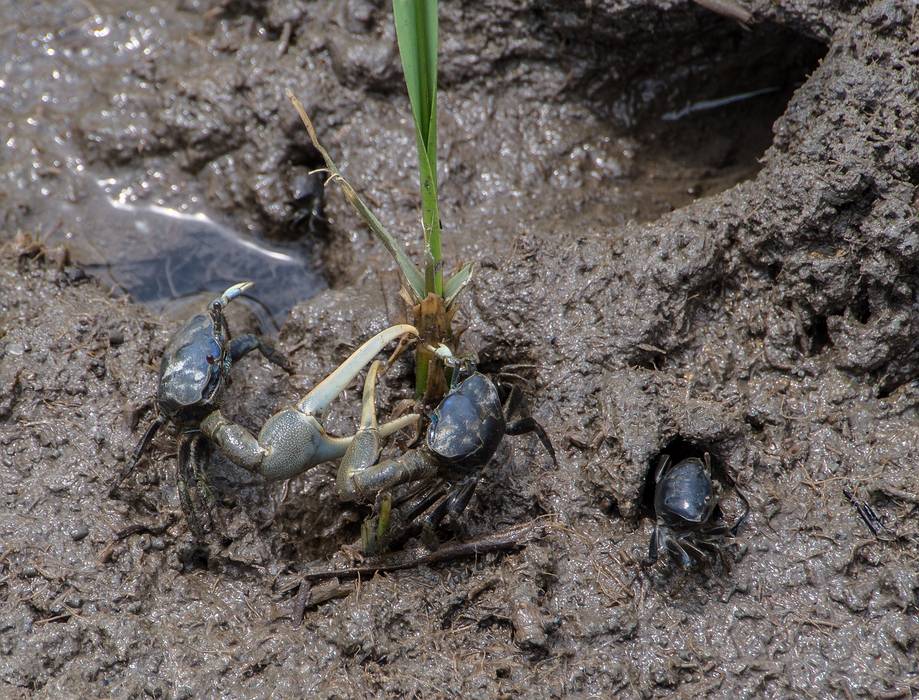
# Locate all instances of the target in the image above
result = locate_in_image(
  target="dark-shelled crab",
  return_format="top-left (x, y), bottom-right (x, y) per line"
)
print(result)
top-left (115, 281), bottom-right (419, 535)
top-left (336, 349), bottom-right (556, 551)
top-left (649, 452), bottom-right (749, 568)
top-left (112, 282), bottom-right (289, 533)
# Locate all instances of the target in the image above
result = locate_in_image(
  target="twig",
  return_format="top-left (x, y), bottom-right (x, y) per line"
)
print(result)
top-left (291, 579), bottom-right (311, 626)
top-left (843, 489), bottom-right (891, 539)
top-left (113, 516), bottom-right (175, 541)
top-left (692, 0), bottom-right (752, 24)
top-left (276, 21), bottom-right (292, 57)
top-left (873, 485), bottom-right (919, 506)
top-left (291, 579), bottom-right (354, 626)
top-left (300, 522), bottom-right (545, 582)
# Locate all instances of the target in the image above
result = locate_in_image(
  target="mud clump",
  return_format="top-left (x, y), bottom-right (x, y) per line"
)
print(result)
top-left (1, 0), bottom-right (918, 697)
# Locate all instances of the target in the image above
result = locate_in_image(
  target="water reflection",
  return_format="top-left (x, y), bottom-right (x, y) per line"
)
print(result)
top-left (661, 86), bottom-right (779, 121)
top-left (79, 195), bottom-right (324, 326)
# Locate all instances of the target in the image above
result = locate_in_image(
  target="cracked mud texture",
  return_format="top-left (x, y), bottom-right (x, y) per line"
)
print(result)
top-left (2, 0), bottom-right (918, 698)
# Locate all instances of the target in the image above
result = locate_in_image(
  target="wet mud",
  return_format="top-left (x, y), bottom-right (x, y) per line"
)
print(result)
top-left (1, 0), bottom-right (918, 697)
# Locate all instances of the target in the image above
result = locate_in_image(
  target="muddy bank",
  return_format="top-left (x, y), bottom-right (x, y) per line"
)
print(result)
top-left (1, 0), bottom-right (918, 698)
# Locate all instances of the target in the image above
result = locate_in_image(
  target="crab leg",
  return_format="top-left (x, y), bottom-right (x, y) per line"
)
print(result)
top-left (110, 416), bottom-right (164, 494)
top-left (201, 325), bottom-right (419, 482)
top-left (337, 360), bottom-right (436, 503)
top-left (176, 433), bottom-right (212, 538)
top-left (229, 334), bottom-right (291, 371)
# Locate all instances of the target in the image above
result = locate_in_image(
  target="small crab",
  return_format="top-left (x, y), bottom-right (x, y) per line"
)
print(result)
top-left (112, 282), bottom-right (291, 533)
top-left (336, 350), bottom-right (556, 551)
top-left (649, 453), bottom-right (749, 569)
top-left (116, 281), bottom-right (418, 536)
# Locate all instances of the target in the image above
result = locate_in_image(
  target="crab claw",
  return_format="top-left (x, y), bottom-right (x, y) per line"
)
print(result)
top-left (337, 361), bottom-right (384, 501)
top-left (298, 324), bottom-right (417, 416)
top-left (358, 360), bottom-right (382, 431)
top-left (211, 281), bottom-right (254, 311)
top-left (202, 324), bottom-right (421, 482)
top-left (336, 357), bottom-right (431, 503)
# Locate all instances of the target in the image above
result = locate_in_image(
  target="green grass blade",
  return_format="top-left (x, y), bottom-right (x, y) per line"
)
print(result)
top-left (393, 1), bottom-right (437, 163)
top-left (287, 90), bottom-right (425, 301)
top-left (394, 0), bottom-right (442, 297)
top-left (444, 262), bottom-right (474, 308)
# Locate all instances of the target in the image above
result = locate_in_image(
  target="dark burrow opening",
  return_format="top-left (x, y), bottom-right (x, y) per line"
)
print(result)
top-left (850, 286), bottom-right (872, 324)
top-left (549, 5), bottom-right (829, 214)
top-left (806, 314), bottom-right (833, 355)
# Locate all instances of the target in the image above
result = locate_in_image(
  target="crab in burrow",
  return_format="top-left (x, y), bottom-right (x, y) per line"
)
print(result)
top-left (335, 347), bottom-right (557, 553)
top-left (648, 452), bottom-right (750, 569)
top-left (113, 281), bottom-right (420, 537)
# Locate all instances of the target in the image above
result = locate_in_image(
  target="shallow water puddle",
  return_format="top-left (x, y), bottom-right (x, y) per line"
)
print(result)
top-left (64, 180), bottom-right (323, 326)
top-left (1, 0), bottom-right (325, 321)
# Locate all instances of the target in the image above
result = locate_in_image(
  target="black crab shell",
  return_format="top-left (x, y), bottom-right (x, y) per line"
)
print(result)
top-left (157, 313), bottom-right (225, 414)
top-left (655, 457), bottom-right (716, 526)
top-left (426, 373), bottom-right (505, 470)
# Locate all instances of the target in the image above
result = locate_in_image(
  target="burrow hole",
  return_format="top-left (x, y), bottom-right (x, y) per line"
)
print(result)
top-left (558, 6), bottom-right (829, 213)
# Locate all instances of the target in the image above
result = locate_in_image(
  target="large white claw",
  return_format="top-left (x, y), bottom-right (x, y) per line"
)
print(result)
top-left (297, 324), bottom-right (418, 416)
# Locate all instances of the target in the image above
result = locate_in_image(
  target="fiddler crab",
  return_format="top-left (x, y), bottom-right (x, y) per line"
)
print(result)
top-left (649, 453), bottom-right (749, 569)
top-left (336, 345), bottom-right (557, 552)
top-left (114, 281), bottom-right (419, 536)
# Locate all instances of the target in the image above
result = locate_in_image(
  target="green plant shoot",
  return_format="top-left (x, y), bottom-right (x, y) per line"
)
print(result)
top-left (287, 0), bottom-right (473, 400)
top-left (393, 0), bottom-right (442, 297)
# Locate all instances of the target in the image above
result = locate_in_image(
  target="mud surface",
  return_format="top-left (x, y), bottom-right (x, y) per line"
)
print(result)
top-left (2, 0), bottom-right (918, 697)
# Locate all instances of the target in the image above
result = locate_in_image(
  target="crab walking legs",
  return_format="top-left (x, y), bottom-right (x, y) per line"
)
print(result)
top-left (201, 324), bottom-right (420, 481)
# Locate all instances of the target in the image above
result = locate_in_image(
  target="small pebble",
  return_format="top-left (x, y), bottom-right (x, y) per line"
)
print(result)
top-left (70, 522), bottom-right (89, 541)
